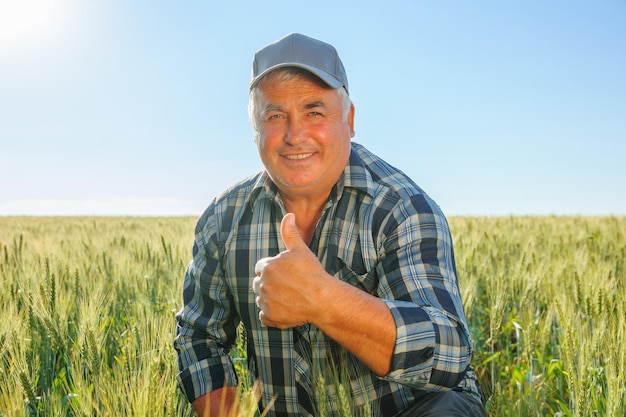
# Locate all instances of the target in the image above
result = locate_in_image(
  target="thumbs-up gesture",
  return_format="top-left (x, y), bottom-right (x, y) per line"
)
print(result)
top-left (252, 213), bottom-right (330, 329)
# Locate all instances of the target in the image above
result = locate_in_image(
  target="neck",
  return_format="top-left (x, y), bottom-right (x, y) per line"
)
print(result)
top-left (281, 193), bottom-right (329, 245)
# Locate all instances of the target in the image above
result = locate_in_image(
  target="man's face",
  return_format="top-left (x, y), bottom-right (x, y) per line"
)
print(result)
top-left (255, 75), bottom-right (354, 201)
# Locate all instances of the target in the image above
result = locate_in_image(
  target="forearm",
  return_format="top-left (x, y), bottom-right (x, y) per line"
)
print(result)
top-left (310, 274), bottom-right (471, 387)
top-left (312, 278), bottom-right (396, 376)
top-left (192, 387), bottom-right (238, 417)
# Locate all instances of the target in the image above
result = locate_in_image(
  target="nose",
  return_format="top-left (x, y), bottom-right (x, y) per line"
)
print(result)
top-left (284, 117), bottom-right (305, 145)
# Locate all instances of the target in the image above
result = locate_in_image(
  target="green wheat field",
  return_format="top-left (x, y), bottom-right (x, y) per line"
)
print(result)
top-left (0, 216), bottom-right (624, 416)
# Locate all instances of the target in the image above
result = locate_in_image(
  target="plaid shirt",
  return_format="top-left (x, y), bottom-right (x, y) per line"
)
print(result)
top-left (175, 142), bottom-right (482, 416)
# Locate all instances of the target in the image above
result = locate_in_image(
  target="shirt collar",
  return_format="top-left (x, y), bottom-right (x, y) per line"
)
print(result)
top-left (341, 143), bottom-right (377, 197)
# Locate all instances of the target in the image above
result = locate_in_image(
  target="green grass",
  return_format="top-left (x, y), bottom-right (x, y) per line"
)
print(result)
top-left (0, 217), bottom-right (195, 416)
top-left (450, 216), bottom-right (626, 416)
top-left (0, 216), bottom-right (624, 416)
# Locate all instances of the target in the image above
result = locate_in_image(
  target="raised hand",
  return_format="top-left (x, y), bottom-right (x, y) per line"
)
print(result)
top-left (252, 213), bottom-right (330, 329)
top-left (253, 214), bottom-right (395, 375)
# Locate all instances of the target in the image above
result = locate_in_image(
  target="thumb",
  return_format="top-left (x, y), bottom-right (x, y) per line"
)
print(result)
top-left (281, 213), bottom-right (306, 250)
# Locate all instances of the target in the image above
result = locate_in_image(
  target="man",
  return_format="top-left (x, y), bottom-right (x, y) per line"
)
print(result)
top-left (175, 33), bottom-right (486, 416)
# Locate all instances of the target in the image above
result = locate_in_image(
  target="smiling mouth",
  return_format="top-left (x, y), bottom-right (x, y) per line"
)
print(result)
top-left (285, 153), bottom-right (314, 160)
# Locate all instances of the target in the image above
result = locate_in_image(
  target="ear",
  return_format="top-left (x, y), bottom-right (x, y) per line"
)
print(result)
top-left (348, 103), bottom-right (356, 138)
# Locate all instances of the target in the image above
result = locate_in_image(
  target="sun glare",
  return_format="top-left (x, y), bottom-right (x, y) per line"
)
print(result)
top-left (0, 1), bottom-right (71, 53)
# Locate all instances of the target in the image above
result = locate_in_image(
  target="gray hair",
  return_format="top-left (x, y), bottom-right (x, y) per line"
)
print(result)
top-left (248, 67), bottom-right (352, 137)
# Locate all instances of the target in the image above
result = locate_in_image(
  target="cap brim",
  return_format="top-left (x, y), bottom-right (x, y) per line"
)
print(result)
top-left (250, 62), bottom-right (345, 91)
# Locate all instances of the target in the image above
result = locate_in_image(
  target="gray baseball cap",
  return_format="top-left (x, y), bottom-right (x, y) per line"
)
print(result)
top-left (250, 33), bottom-right (349, 94)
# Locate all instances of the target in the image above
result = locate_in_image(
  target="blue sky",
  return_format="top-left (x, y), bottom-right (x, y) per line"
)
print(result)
top-left (1, 1), bottom-right (624, 216)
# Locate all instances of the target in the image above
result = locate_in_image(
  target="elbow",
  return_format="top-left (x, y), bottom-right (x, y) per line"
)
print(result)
top-left (432, 326), bottom-right (473, 389)
top-left (435, 358), bottom-right (471, 389)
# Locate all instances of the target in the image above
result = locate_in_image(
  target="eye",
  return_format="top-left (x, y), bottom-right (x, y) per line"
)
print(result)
top-left (304, 100), bottom-right (326, 117)
top-left (266, 113), bottom-right (284, 121)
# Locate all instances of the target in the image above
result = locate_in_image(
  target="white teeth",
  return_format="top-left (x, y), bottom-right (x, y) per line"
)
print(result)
top-left (286, 153), bottom-right (313, 160)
